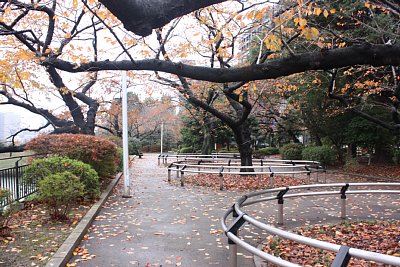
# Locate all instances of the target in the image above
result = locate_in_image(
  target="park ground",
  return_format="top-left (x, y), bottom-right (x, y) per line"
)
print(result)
top-left (0, 154), bottom-right (399, 266)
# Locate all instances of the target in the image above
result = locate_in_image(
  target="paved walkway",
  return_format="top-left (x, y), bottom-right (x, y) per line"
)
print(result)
top-left (69, 154), bottom-right (400, 267)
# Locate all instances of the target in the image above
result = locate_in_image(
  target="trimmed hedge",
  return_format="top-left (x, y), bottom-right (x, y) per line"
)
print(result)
top-left (254, 147), bottom-right (279, 158)
top-left (218, 148), bottom-right (240, 153)
top-left (26, 134), bottom-right (118, 177)
top-left (280, 143), bottom-right (304, 160)
top-left (302, 146), bottom-right (336, 165)
top-left (24, 156), bottom-right (100, 199)
top-left (179, 146), bottom-right (193, 153)
top-left (38, 171), bottom-right (85, 220)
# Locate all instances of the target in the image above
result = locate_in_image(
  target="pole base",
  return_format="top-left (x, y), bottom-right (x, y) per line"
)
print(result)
top-left (122, 195), bottom-right (132, 198)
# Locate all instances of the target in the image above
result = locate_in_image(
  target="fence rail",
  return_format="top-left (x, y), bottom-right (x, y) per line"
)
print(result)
top-left (221, 183), bottom-right (400, 267)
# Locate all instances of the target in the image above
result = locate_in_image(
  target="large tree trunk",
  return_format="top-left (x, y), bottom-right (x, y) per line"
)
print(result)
top-left (201, 121), bottom-right (213, 155)
top-left (232, 121), bottom-right (253, 172)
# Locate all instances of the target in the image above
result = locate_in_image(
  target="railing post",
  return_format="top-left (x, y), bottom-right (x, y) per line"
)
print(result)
top-left (269, 167), bottom-right (273, 187)
top-left (219, 166), bottom-right (224, 191)
top-left (307, 172), bottom-right (311, 184)
top-left (176, 165), bottom-right (180, 178)
top-left (340, 184), bottom-right (349, 219)
top-left (15, 160), bottom-right (20, 201)
top-left (226, 211), bottom-right (246, 267)
top-left (291, 162), bottom-right (295, 178)
top-left (277, 187), bottom-right (289, 225)
top-left (180, 165), bottom-right (186, 187)
top-left (229, 240), bottom-right (238, 267)
top-left (158, 155), bottom-right (160, 166)
top-left (331, 245), bottom-right (351, 267)
top-left (168, 168), bottom-right (171, 182)
top-left (181, 171), bottom-right (185, 187)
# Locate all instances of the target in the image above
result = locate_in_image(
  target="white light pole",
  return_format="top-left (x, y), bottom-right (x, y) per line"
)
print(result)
top-left (160, 122), bottom-right (164, 154)
top-left (122, 70), bottom-right (131, 198)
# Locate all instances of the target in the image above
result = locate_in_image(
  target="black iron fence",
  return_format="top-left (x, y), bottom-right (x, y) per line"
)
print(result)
top-left (0, 155), bottom-right (38, 208)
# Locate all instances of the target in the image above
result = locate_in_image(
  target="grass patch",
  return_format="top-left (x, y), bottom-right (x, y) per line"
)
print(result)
top-left (0, 151), bottom-right (36, 170)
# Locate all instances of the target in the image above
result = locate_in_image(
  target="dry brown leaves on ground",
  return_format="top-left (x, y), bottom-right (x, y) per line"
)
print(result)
top-left (262, 220), bottom-right (400, 266)
top-left (344, 164), bottom-right (400, 180)
top-left (0, 201), bottom-right (91, 267)
top-left (184, 174), bottom-right (306, 191)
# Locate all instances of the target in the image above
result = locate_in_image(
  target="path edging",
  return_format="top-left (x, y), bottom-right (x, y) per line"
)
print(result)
top-left (326, 170), bottom-right (395, 181)
top-left (45, 172), bottom-right (123, 267)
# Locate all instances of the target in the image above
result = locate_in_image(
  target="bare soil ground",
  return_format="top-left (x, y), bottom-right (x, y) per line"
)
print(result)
top-left (0, 201), bottom-right (92, 267)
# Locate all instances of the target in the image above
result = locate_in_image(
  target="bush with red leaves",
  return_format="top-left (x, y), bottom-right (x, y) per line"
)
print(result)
top-left (26, 134), bottom-right (118, 177)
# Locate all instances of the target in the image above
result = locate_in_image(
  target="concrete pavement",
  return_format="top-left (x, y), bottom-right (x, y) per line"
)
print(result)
top-left (65, 154), bottom-right (400, 267)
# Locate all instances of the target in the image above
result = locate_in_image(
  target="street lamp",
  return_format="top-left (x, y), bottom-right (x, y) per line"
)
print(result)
top-left (160, 121), bottom-right (164, 154)
top-left (121, 70), bottom-right (131, 198)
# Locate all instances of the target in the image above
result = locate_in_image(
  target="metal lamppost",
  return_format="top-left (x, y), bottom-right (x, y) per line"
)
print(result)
top-left (160, 122), bottom-right (164, 154)
top-left (121, 70), bottom-right (131, 198)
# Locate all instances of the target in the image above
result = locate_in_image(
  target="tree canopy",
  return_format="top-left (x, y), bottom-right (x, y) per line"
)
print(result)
top-left (0, 0), bottom-right (399, 160)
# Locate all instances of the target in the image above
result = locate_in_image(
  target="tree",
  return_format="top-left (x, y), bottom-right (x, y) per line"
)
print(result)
top-left (1, 0), bottom-right (399, 161)
top-left (100, 93), bottom-right (180, 150)
top-left (149, 3), bottom-right (279, 167)
top-left (0, 0), bottom-right (123, 141)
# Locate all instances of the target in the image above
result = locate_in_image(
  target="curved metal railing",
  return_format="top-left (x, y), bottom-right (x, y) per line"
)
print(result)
top-left (158, 153), bottom-right (240, 165)
top-left (166, 159), bottom-right (325, 190)
top-left (221, 183), bottom-right (400, 267)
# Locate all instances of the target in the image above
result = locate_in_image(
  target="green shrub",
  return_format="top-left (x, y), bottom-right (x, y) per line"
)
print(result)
top-left (0, 189), bottom-right (12, 229)
top-left (0, 189), bottom-right (10, 208)
top-left (26, 133), bottom-right (118, 177)
top-left (392, 149), bottom-right (400, 165)
top-left (116, 147), bottom-right (124, 172)
top-left (179, 146), bottom-right (193, 153)
top-left (129, 138), bottom-right (142, 155)
top-left (302, 146), bottom-right (336, 165)
top-left (344, 156), bottom-right (360, 171)
top-left (254, 147), bottom-right (279, 158)
top-left (218, 148), bottom-right (240, 153)
top-left (24, 156), bottom-right (100, 199)
top-left (142, 144), bottom-right (161, 153)
top-left (280, 143), bottom-right (304, 160)
top-left (38, 172), bottom-right (85, 220)
top-left (0, 190), bottom-right (20, 235)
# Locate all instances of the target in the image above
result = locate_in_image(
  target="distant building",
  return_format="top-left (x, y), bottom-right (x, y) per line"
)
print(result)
top-left (0, 112), bottom-right (21, 146)
top-left (0, 110), bottom-right (48, 146)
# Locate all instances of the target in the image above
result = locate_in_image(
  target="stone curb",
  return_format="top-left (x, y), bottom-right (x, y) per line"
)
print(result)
top-left (45, 172), bottom-right (123, 267)
top-left (326, 170), bottom-right (395, 181)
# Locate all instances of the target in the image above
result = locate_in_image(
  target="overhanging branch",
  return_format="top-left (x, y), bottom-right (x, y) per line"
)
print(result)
top-left (99, 0), bottom-right (226, 36)
top-left (45, 44), bottom-right (400, 83)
